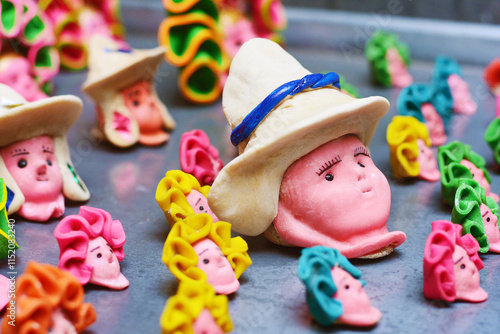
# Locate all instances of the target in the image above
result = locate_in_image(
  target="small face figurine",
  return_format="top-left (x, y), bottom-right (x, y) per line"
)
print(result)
top-left (480, 203), bottom-right (500, 253)
top-left (447, 74), bottom-right (477, 115)
top-left (121, 80), bottom-right (167, 146)
top-left (452, 245), bottom-right (488, 302)
top-left (85, 236), bottom-right (129, 289)
top-left (274, 135), bottom-right (405, 258)
top-left (331, 267), bottom-right (381, 326)
top-left (0, 56), bottom-right (47, 102)
top-left (386, 48), bottom-right (412, 88)
top-left (186, 190), bottom-right (219, 222)
top-left (416, 139), bottom-right (441, 182)
top-left (193, 239), bottom-right (239, 294)
top-left (460, 159), bottom-right (499, 202)
top-left (421, 103), bottom-right (446, 146)
top-left (193, 308), bottom-right (224, 334)
top-left (0, 135), bottom-right (64, 221)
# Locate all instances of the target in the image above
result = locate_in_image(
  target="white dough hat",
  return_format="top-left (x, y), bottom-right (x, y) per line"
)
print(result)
top-left (0, 84), bottom-right (90, 214)
top-left (208, 38), bottom-right (390, 236)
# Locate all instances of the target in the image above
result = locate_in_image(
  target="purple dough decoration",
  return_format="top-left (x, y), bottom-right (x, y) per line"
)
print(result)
top-left (180, 129), bottom-right (224, 186)
top-left (54, 206), bottom-right (129, 290)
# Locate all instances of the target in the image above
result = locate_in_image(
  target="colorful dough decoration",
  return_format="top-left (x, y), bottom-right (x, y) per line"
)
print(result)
top-left (0, 261), bottom-right (97, 333)
top-left (484, 58), bottom-right (500, 116)
top-left (208, 38), bottom-right (406, 259)
top-left (432, 56), bottom-right (477, 115)
top-left (451, 178), bottom-right (500, 253)
top-left (438, 140), bottom-right (498, 204)
top-left (54, 206), bottom-right (129, 290)
top-left (0, 84), bottom-right (90, 221)
top-left (180, 129), bottom-right (224, 186)
top-left (484, 117), bottom-right (500, 166)
top-left (423, 220), bottom-right (488, 303)
top-left (365, 31), bottom-right (412, 88)
top-left (82, 36), bottom-right (176, 147)
top-left (298, 246), bottom-right (381, 327)
top-left (160, 281), bottom-right (233, 334)
top-left (0, 178), bottom-right (17, 260)
top-left (387, 115), bottom-right (440, 181)
top-left (162, 213), bottom-right (251, 295)
top-left (156, 170), bottom-right (218, 226)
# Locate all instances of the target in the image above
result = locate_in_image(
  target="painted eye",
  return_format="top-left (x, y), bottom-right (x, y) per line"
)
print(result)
top-left (325, 173), bottom-right (334, 181)
top-left (199, 206), bottom-right (204, 211)
top-left (460, 264), bottom-right (466, 269)
top-left (97, 253), bottom-right (102, 258)
top-left (47, 159), bottom-right (52, 166)
top-left (345, 285), bottom-right (350, 290)
top-left (203, 259), bottom-right (209, 264)
top-left (487, 217), bottom-right (491, 222)
top-left (358, 162), bottom-right (365, 168)
top-left (17, 159), bottom-right (27, 168)
top-left (133, 100), bottom-right (139, 107)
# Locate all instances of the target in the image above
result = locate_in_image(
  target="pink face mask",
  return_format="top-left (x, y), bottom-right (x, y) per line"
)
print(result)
top-left (480, 203), bottom-right (500, 253)
top-left (331, 267), bottom-right (381, 326)
top-left (50, 308), bottom-right (77, 334)
top-left (460, 159), bottom-right (499, 202)
top-left (186, 190), bottom-right (219, 222)
top-left (85, 236), bottom-right (129, 290)
top-left (193, 308), bottom-right (224, 334)
top-left (416, 139), bottom-right (440, 182)
top-left (274, 135), bottom-right (406, 259)
top-left (0, 135), bottom-right (64, 221)
top-left (452, 245), bottom-right (488, 302)
top-left (121, 81), bottom-right (168, 146)
top-left (448, 74), bottom-right (477, 115)
top-left (0, 57), bottom-right (48, 102)
top-left (193, 238), bottom-right (239, 295)
top-left (421, 103), bottom-right (446, 146)
top-left (386, 48), bottom-right (412, 88)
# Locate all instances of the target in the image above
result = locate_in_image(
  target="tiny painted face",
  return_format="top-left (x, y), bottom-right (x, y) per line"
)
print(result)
top-left (49, 308), bottom-right (77, 334)
top-left (223, 18), bottom-right (258, 58)
top-left (480, 203), bottom-right (500, 253)
top-left (421, 103), bottom-right (446, 146)
top-left (193, 308), bottom-right (224, 334)
top-left (0, 58), bottom-right (47, 102)
top-left (0, 135), bottom-right (62, 202)
top-left (460, 159), bottom-right (499, 202)
top-left (85, 236), bottom-right (129, 290)
top-left (186, 190), bottom-right (219, 222)
top-left (416, 139), bottom-right (440, 182)
top-left (121, 81), bottom-right (167, 145)
top-left (448, 74), bottom-right (477, 115)
top-left (386, 48), bottom-right (412, 88)
top-left (452, 245), bottom-right (488, 302)
top-left (193, 238), bottom-right (239, 295)
top-left (331, 267), bottom-right (381, 326)
top-left (275, 135), bottom-right (406, 258)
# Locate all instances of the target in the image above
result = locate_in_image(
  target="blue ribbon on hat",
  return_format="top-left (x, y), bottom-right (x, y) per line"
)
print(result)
top-left (230, 72), bottom-right (341, 146)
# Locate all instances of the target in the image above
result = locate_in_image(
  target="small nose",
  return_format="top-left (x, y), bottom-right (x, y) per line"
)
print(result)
top-left (37, 164), bottom-right (47, 175)
top-left (357, 167), bottom-right (366, 181)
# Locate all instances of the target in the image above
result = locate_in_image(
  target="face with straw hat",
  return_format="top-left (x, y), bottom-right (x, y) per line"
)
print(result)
top-left (82, 36), bottom-right (176, 147)
top-left (208, 38), bottom-right (406, 259)
top-left (0, 84), bottom-right (90, 221)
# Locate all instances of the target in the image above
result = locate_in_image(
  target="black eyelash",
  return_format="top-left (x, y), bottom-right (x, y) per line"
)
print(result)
top-left (354, 146), bottom-right (370, 157)
top-left (317, 155), bottom-right (342, 176)
top-left (42, 145), bottom-right (54, 154)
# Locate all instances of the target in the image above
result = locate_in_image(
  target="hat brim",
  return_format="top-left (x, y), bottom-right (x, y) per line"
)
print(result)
top-left (208, 91), bottom-right (389, 236)
top-left (82, 46), bottom-right (165, 97)
top-left (0, 95), bottom-right (82, 147)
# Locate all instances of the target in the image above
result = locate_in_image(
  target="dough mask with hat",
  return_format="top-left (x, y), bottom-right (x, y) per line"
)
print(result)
top-left (208, 38), bottom-right (406, 259)
top-left (82, 36), bottom-right (176, 148)
top-left (0, 84), bottom-right (90, 221)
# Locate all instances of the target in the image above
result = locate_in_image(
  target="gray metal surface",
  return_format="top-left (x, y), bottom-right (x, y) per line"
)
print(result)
top-left (1, 6), bottom-right (500, 334)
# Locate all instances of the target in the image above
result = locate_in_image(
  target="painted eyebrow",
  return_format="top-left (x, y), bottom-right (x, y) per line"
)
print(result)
top-left (197, 248), bottom-right (209, 256)
top-left (90, 246), bottom-right (101, 252)
top-left (454, 256), bottom-right (464, 265)
top-left (317, 155), bottom-right (342, 176)
top-left (354, 146), bottom-right (370, 157)
top-left (195, 198), bottom-right (202, 206)
top-left (43, 147), bottom-right (54, 153)
top-left (482, 211), bottom-right (489, 218)
top-left (11, 152), bottom-right (29, 157)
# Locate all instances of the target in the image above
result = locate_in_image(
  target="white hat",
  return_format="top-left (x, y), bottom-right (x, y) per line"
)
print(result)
top-left (0, 84), bottom-right (90, 214)
top-left (82, 37), bottom-right (176, 147)
top-left (208, 38), bottom-right (389, 236)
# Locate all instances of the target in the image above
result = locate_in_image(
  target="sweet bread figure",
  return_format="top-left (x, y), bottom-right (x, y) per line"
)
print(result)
top-left (208, 38), bottom-right (406, 259)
